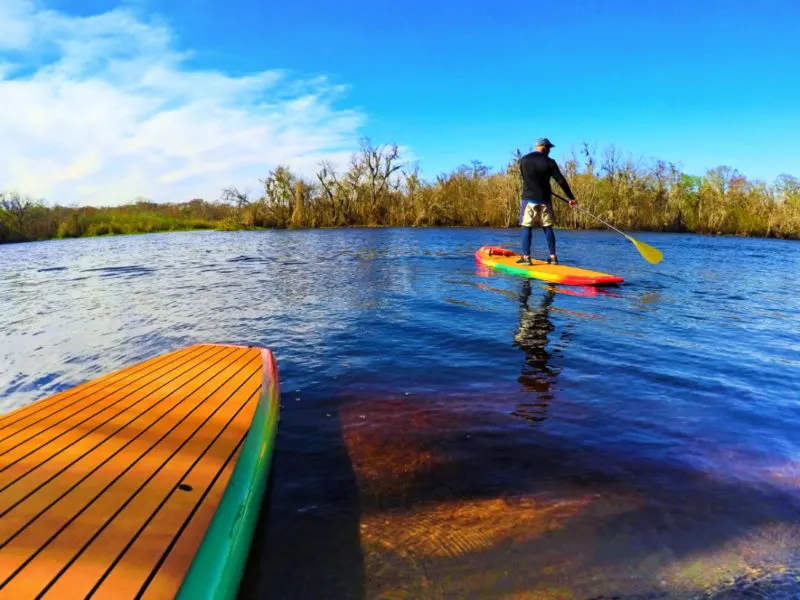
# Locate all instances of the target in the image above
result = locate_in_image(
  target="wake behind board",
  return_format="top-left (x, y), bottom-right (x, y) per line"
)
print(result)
top-left (476, 245), bottom-right (623, 286)
top-left (0, 343), bottom-right (280, 600)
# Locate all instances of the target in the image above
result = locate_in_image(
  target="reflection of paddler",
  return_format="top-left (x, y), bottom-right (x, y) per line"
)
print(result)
top-left (512, 281), bottom-right (562, 422)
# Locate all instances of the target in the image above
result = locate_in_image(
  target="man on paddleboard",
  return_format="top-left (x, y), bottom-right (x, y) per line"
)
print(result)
top-left (517, 138), bottom-right (577, 265)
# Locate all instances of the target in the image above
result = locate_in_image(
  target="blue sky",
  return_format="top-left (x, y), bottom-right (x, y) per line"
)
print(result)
top-left (2, 0), bottom-right (798, 205)
top-left (148, 0), bottom-right (800, 177)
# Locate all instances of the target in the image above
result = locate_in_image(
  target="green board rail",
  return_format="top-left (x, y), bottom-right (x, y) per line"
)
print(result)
top-left (177, 346), bottom-right (281, 600)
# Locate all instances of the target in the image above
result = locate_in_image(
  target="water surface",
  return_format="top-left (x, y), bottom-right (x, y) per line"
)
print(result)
top-left (1, 228), bottom-right (799, 599)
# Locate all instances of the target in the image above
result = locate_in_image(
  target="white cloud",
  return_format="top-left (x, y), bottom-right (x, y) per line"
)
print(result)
top-left (0, 0), bottom-right (369, 206)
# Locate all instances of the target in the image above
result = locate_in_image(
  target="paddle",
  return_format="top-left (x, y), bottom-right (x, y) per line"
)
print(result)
top-left (552, 193), bottom-right (664, 264)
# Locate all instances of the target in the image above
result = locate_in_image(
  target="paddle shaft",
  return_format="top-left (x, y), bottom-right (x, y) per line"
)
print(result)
top-left (551, 192), bottom-right (631, 240)
top-left (550, 192), bottom-right (663, 264)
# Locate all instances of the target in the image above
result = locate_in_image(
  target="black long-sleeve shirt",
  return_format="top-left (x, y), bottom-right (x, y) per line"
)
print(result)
top-left (519, 151), bottom-right (575, 203)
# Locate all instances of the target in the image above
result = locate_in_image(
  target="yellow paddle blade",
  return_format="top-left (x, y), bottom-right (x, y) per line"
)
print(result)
top-left (628, 236), bottom-right (663, 264)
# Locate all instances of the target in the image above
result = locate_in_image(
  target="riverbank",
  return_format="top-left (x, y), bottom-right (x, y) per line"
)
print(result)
top-left (2, 216), bottom-right (798, 246)
top-left (2, 219), bottom-right (799, 246)
top-left (3, 142), bottom-right (799, 244)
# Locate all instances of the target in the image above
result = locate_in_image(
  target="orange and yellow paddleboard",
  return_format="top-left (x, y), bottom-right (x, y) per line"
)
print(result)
top-left (475, 245), bottom-right (624, 286)
top-left (0, 343), bottom-right (280, 600)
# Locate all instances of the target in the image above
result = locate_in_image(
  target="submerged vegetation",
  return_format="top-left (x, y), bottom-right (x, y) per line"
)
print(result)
top-left (2, 139), bottom-right (799, 244)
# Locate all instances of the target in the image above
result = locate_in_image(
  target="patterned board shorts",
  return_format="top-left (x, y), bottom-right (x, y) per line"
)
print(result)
top-left (519, 200), bottom-right (555, 227)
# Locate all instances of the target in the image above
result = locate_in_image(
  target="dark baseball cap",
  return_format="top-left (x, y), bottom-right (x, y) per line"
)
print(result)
top-left (536, 137), bottom-right (555, 148)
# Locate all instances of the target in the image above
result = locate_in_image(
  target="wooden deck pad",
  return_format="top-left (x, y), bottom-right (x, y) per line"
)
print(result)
top-left (0, 344), bottom-right (267, 599)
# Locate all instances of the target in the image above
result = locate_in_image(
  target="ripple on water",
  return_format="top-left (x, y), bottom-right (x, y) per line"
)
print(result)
top-left (1, 229), bottom-right (799, 599)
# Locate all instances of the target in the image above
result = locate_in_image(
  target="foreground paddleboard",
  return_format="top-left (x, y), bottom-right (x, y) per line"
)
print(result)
top-left (0, 343), bottom-right (280, 600)
top-left (475, 245), bottom-right (624, 286)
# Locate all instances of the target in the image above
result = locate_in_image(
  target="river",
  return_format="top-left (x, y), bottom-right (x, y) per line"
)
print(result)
top-left (1, 228), bottom-right (799, 599)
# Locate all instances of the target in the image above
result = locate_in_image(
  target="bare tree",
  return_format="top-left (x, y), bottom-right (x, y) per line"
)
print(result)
top-left (261, 166), bottom-right (296, 227)
top-left (343, 153), bottom-right (366, 220)
top-left (776, 174), bottom-right (800, 208)
top-left (358, 138), bottom-right (404, 209)
top-left (601, 145), bottom-right (621, 184)
top-left (317, 161), bottom-right (343, 225)
top-left (706, 166), bottom-right (739, 197)
top-left (263, 166), bottom-right (296, 209)
top-left (0, 191), bottom-right (39, 235)
top-left (402, 162), bottom-right (422, 225)
top-left (582, 142), bottom-right (596, 176)
top-left (219, 185), bottom-right (250, 209)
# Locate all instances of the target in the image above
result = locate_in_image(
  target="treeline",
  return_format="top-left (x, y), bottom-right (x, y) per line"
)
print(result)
top-left (0, 195), bottom-right (228, 244)
top-left (2, 139), bottom-right (799, 244)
